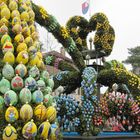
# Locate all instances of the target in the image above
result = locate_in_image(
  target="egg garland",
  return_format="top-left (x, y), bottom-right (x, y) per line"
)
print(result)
top-left (34, 102), bottom-right (47, 121)
top-left (3, 124), bottom-right (18, 140)
top-left (32, 89), bottom-right (43, 104)
top-left (22, 119), bottom-right (37, 139)
top-left (19, 87), bottom-right (32, 104)
top-left (46, 106), bottom-right (57, 123)
top-left (4, 90), bottom-right (18, 106)
top-left (15, 63), bottom-right (27, 78)
top-left (11, 74), bottom-right (24, 91)
top-left (25, 75), bottom-right (37, 91)
top-left (20, 103), bottom-right (33, 121)
top-left (5, 105), bottom-right (19, 123)
top-left (38, 120), bottom-right (51, 140)
top-left (0, 77), bottom-right (10, 94)
top-left (2, 63), bottom-right (14, 80)
top-left (28, 65), bottom-right (40, 80)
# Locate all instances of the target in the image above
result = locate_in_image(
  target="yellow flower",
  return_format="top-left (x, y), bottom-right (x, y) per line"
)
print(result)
top-left (61, 26), bottom-right (69, 39)
top-left (76, 37), bottom-right (82, 45)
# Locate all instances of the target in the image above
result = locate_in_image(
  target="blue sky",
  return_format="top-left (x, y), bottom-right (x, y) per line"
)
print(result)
top-left (33, 0), bottom-right (140, 70)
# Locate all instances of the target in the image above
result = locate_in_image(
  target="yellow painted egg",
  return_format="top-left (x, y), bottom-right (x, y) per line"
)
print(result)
top-left (38, 121), bottom-right (51, 139)
top-left (29, 55), bottom-right (39, 66)
top-left (1, 34), bottom-right (11, 45)
top-left (34, 103), bottom-right (47, 121)
top-left (28, 9), bottom-right (35, 21)
top-left (12, 24), bottom-right (22, 34)
top-left (31, 31), bottom-right (39, 41)
top-left (3, 124), bottom-right (17, 140)
top-left (36, 52), bottom-right (43, 59)
top-left (22, 120), bottom-right (37, 139)
top-left (1, 7), bottom-right (10, 20)
top-left (16, 43), bottom-right (27, 53)
top-left (46, 106), bottom-right (57, 123)
top-left (14, 33), bottom-right (24, 44)
top-left (37, 59), bottom-right (45, 69)
top-left (21, 20), bottom-right (28, 28)
top-left (20, 103), bottom-right (33, 121)
top-left (0, 2), bottom-right (7, 9)
top-left (2, 42), bottom-right (14, 54)
top-left (25, 36), bottom-right (33, 47)
top-left (0, 17), bottom-right (9, 26)
top-left (20, 11), bottom-right (29, 22)
top-left (16, 50), bottom-right (29, 64)
top-left (29, 25), bottom-right (35, 33)
top-left (0, 24), bottom-right (8, 35)
top-left (11, 10), bottom-right (20, 18)
top-left (19, 3), bottom-right (28, 12)
top-left (3, 51), bottom-right (15, 65)
top-left (12, 17), bottom-right (21, 26)
top-left (9, 1), bottom-right (18, 11)
top-left (28, 46), bottom-right (37, 56)
top-left (5, 105), bottom-right (19, 123)
top-left (22, 26), bottom-right (30, 37)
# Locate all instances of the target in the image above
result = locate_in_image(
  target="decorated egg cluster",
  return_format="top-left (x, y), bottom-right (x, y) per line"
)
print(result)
top-left (0, 0), bottom-right (60, 139)
top-left (55, 94), bottom-right (81, 132)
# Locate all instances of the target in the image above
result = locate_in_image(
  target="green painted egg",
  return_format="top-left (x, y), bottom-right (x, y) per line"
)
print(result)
top-left (2, 63), bottom-right (14, 80)
top-left (15, 63), bottom-right (27, 78)
top-left (29, 65), bottom-right (40, 80)
top-left (4, 90), bottom-right (18, 106)
top-left (32, 89), bottom-right (43, 104)
top-left (0, 77), bottom-right (10, 94)
top-left (43, 86), bottom-right (52, 95)
top-left (47, 79), bottom-right (54, 89)
top-left (43, 94), bottom-right (53, 107)
top-left (37, 79), bottom-right (46, 91)
top-left (41, 70), bottom-right (49, 83)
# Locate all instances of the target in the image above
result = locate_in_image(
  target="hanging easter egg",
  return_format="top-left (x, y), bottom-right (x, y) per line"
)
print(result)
top-left (41, 70), bottom-right (50, 83)
top-left (1, 7), bottom-right (10, 20)
top-left (19, 87), bottom-right (31, 104)
top-left (29, 65), bottom-right (40, 80)
top-left (33, 41), bottom-right (41, 50)
top-left (9, 0), bottom-right (18, 11)
top-left (44, 94), bottom-right (53, 107)
top-left (20, 11), bottom-right (29, 22)
top-left (0, 24), bottom-right (8, 35)
top-left (3, 52), bottom-right (15, 65)
top-left (50, 123), bottom-right (60, 140)
top-left (11, 10), bottom-right (20, 18)
top-left (36, 52), bottom-right (43, 59)
top-left (38, 121), bottom-right (51, 139)
top-left (22, 120), bottom-right (37, 139)
top-left (37, 59), bottom-right (45, 69)
top-left (22, 26), bottom-right (30, 37)
top-left (0, 77), bottom-right (10, 94)
top-left (14, 33), bottom-right (24, 44)
top-left (28, 46), bottom-right (37, 56)
top-left (15, 63), bottom-right (27, 78)
top-left (25, 36), bottom-right (33, 47)
top-left (37, 79), bottom-right (46, 91)
top-left (12, 17), bottom-right (21, 26)
top-left (20, 103), bottom-right (33, 121)
top-left (2, 42), bottom-right (14, 54)
top-left (25, 76), bottom-right (37, 91)
top-left (12, 24), bottom-right (22, 34)
top-left (19, 4), bottom-right (28, 13)
top-left (32, 31), bottom-right (39, 41)
top-left (46, 106), bottom-right (57, 123)
top-left (28, 9), bottom-right (35, 21)
top-left (34, 103), bottom-right (47, 121)
top-left (16, 43), bottom-right (27, 53)
top-left (0, 17), bottom-right (9, 26)
top-left (47, 78), bottom-right (54, 89)
top-left (2, 63), bottom-right (14, 80)
top-left (29, 25), bottom-right (35, 33)
top-left (11, 74), bottom-right (24, 91)
top-left (4, 90), bottom-right (18, 106)
top-left (0, 2), bottom-right (7, 9)
top-left (43, 86), bottom-right (52, 95)
top-left (21, 20), bottom-right (28, 28)
top-left (29, 55), bottom-right (39, 66)
top-left (5, 105), bottom-right (19, 123)
top-left (1, 34), bottom-right (11, 45)
top-left (3, 124), bottom-right (17, 140)
top-left (16, 50), bottom-right (29, 64)
top-left (0, 96), bottom-right (4, 112)
top-left (32, 89), bottom-right (43, 104)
